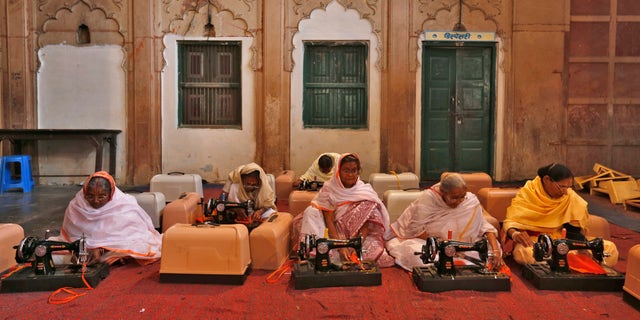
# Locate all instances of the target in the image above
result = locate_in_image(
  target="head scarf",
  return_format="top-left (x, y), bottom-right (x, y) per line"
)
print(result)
top-left (83, 171), bottom-right (116, 200)
top-left (227, 162), bottom-right (276, 211)
top-left (311, 153), bottom-right (387, 221)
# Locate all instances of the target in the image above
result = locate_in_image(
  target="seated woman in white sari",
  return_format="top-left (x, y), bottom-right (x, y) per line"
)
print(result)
top-left (221, 162), bottom-right (277, 221)
top-left (53, 171), bottom-right (162, 265)
top-left (385, 173), bottom-right (504, 271)
top-left (293, 153), bottom-right (395, 267)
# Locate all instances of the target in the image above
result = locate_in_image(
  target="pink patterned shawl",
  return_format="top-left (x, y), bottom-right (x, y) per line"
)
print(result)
top-left (298, 153), bottom-right (393, 266)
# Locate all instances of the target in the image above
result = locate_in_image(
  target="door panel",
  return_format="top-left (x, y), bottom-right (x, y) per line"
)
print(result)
top-left (421, 50), bottom-right (455, 179)
top-left (421, 45), bottom-right (494, 180)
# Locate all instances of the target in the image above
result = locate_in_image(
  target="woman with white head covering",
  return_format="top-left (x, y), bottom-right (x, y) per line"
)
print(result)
top-left (57, 171), bottom-right (162, 265)
top-left (222, 162), bottom-right (277, 221)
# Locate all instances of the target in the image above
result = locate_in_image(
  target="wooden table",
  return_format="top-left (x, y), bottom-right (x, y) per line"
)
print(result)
top-left (0, 129), bottom-right (122, 177)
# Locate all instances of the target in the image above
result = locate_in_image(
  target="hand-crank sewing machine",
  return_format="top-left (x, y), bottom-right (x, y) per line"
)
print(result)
top-left (411, 236), bottom-right (510, 292)
top-left (15, 235), bottom-right (89, 275)
top-left (291, 234), bottom-right (382, 289)
top-left (203, 198), bottom-right (261, 231)
top-left (533, 234), bottom-right (605, 272)
top-left (298, 179), bottom-right (323, 191)
top-left (522, 234), bottom-right (624, 291)
top-left (0, 233), bottom-right (110, 293)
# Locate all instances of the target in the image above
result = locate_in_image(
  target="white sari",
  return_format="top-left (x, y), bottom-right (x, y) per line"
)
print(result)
top-left (60, 188), bottom-right (162, 261)
top-left (386, 184), bottom-right (497, 271)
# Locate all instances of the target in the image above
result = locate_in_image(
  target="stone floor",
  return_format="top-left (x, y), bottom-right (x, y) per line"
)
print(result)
top-left (0, 185), bottom-right (143, 238)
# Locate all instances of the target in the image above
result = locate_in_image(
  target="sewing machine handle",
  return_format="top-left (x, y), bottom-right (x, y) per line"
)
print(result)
top-left (77, 236), bottom-right (89, 264)
top-left (204, 198), bottom-right (214, 216)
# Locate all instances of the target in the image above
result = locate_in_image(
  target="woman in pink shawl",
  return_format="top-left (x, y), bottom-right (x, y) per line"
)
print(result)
top-left (295, 153), bottom-right (394, 267)
top-left (57, 171), bottom-right (162, 265)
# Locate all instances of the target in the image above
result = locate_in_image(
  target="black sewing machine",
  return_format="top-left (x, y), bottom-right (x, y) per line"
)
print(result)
top-left (297, 234), bottom-right (365, 272)
top-left (1, 233), bottom-right (110, 293)
top-left (533, 234), bottom-right (605, 272)
top-left (417, 237), bottom-right (490, 276)
top-left (15, 235), bottom-right (88, 275)
top-left (412, 236), bottom-right (510, 292)
top-left (204, 198), bottom-right (260, 230)
top-left (298, 179), bottom-right (323, 191)
top-left (522, 233), bottom-right (624, 291)
top-left (292, 234), bottom-right (381, 289)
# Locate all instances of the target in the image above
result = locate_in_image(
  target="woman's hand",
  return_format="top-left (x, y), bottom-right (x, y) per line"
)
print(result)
top-left (359, 223), bottom-right (370, 240)
top-left (252, 208), bottom-right (266, 221)
top-left (87, 248), bottom-right (103, 265)
top-left (511, 230), bottom-right (533, 247)
top-left (488, 250), bottom-right (504, 271)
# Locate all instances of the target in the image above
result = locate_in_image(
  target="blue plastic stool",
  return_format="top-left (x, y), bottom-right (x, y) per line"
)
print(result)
top-left (0, 155), bottom-right (34, 193)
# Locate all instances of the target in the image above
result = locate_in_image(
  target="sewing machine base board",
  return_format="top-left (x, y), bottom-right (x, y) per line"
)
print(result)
top-left (522, 263), bottom-right (624, 291)
top-left (292, 262), bottom-right (381, 289)
top-left (159, 266), bottom-right (251, 285)
top-left (623, 292), bottom-right (640, 311)
top-left (412, 265), bottom-right (510, 292)
top-left (0, 263), bottom-right (110, 293)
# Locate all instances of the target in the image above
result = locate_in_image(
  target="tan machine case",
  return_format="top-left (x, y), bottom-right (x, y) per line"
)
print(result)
top-left (0, 223), bottom-right (24, 273)
top-left (288, 190), bottom-right (317, 216)
top-left (150, 173), bottom-right (204, 202)
top-left (162, 192), bottom-right (204, 232)
top-left (250, 212), bottom-right (293, 270)
top-left (159, 223), bottom-right (251, 284)
top-left (368, 172), bottom-right (420, 199)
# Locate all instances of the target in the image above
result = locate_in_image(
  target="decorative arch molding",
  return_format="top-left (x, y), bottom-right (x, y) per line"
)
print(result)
top-left (284, 0), bottom-right (386, 72)
top-left (410, 0), bottom-right (507, 71)
top-left (35, 0), bottom-right (127, 72)
top-left (162, 0), bottom-right (262, 71)
top-left (37, 0), bottom-right (126, 48)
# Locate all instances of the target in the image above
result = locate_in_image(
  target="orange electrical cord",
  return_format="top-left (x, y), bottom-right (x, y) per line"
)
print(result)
top-left (266, 259), bottom-right (295, 284)
top-left (0, 263), bottom-right (30, 280)
top-left (48, 264), bottom-right (93, 304)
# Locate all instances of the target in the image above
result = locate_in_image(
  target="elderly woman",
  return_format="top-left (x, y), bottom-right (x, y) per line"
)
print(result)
top-left (294, 153), bottom-right (394, 267)
top-left (221, 162), bottom-right (277, 221)
top-left (56, 171), bottom-right (162, 265)
top-left (503, 163), bottom-right (619, 267)
top-left (385, 173), bottom-right (503, 271)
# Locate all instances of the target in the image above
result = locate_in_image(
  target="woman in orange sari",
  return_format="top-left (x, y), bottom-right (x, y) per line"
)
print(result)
top-left (502, 163), bottom-right (618, 267)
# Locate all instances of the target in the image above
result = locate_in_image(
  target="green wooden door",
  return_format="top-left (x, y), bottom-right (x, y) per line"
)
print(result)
top-left (420, 45), bottom-right (494, 180)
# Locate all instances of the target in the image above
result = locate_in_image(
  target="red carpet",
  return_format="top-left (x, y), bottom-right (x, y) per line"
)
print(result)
top-left (0, 185), bottom-right (638, 318)
top-left (0, 259), bottom-right (637, 319)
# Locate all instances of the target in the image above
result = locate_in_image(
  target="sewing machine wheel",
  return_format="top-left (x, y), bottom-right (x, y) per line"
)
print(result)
top-left (317, 242), bottom-right (330, 255)
top-left (443, 245), bottom-right (457, 257)
top-left (424, 237), bottom-right (438, 263)
top-left (298, 235), bottom-right (316, 261)
top-left (15, 236), bottom-right (39, 263)
top-left (533, 234), bottom-right (553, 261)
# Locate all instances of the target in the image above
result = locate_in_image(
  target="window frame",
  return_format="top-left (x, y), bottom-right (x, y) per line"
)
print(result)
top-left (302, 41), bottom-right (369, 129)
top-left (177, 40), bottom-right (242, 129)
